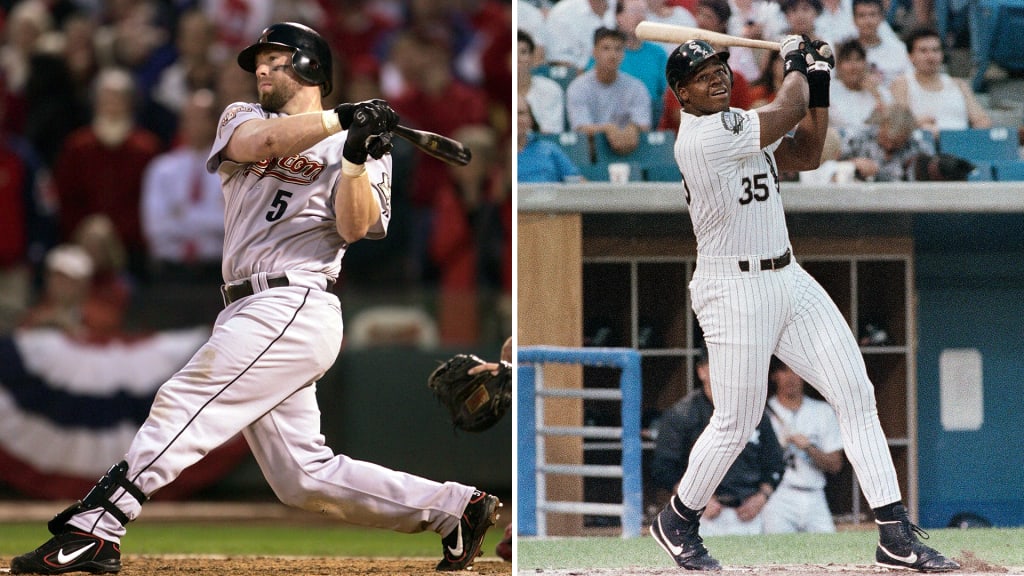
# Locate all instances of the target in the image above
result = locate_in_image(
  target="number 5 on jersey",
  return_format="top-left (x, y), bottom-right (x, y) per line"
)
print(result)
top-left (267, 189), bottom-right (293, 222)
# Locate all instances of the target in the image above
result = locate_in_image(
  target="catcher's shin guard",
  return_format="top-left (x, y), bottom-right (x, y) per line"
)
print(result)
top-left (49, 461), bottom-right (147, 535)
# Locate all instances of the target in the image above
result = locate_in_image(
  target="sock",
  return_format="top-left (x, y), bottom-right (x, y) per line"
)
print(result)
top-left (670, 495), bottom-right (702, 523)
top-left (873, 501), bottom-right (904, 522)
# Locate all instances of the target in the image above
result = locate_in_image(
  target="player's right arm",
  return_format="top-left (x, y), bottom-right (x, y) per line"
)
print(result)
top-left (222, 111), bottom-right (334, 164)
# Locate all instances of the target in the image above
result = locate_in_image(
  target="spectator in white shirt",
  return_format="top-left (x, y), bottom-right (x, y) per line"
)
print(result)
top-left (518, 0), bottom-right (550, 62)
top-left (520, 29), bottom-right (566, 134)
top-left (544, 0), bottom-right (614, 71)
top-left (830, 38), bottom-right (890, 138)
top-left (851, 0), bottom-right (911, 88)
top-left (889, 26), bottom-right (991, 136)
top-left (141, 89), bottom-right (224, 283)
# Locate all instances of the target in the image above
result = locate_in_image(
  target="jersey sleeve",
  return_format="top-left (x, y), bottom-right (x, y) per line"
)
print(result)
top-left (206, 102), bottom-right (266, 173)
top-left (698, 108), bottom-right (764, 167)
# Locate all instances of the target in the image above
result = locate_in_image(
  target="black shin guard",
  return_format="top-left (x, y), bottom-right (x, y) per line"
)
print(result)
top-left (49, 460), bottom-right (148, 535)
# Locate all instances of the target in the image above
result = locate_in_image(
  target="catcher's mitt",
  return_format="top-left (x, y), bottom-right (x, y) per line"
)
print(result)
top-left (427, 354), bottom-right (511, 432)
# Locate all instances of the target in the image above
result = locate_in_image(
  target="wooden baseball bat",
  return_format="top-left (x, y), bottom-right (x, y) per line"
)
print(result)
top-left (394, 124), bottom-right (473, 167)
top-left (635, 22), bottom-right (781, 51)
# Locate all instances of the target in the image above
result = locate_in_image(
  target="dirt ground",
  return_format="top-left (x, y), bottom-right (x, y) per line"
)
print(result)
top-left (0, 555), bottom-right (512, 575)
top-left (524, 551), bottom-right (1022, 575)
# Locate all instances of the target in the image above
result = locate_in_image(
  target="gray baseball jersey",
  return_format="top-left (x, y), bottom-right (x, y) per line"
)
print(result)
top-left (209, 102), bottom-right (391, 283)
top-left (672, 107), bottom-right (902, 513)
top-left (65, 101), bottom-right (475, 544)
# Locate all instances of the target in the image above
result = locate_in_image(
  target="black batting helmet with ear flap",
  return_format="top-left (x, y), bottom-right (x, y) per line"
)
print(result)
top-left (237, 22), bottom-right (333, 97)
top-left (665, 39), bottom-right (732, 90)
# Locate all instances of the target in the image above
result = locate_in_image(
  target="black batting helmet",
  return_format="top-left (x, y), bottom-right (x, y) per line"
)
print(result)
top-left (238, 22), bottom-right (333, 97)
top-left (665, 39), bottom-right (731, 90)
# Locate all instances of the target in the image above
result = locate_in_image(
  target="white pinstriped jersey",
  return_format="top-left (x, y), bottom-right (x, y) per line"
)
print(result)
top-left (674, 108), bottom-right (789, 257)
top-left (767, 396), bottom-right (843, 490)
top-left (207, 102), bottom-right (392, 283)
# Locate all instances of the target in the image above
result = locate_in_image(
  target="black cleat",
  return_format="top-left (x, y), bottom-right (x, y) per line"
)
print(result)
top-left (10, 530), bottom-right (121, 574)
top-left (436, 490), bottom-right (501, 571)
top-left (875, 505), bottom-right (960, 572)
top-left (650, 497), bottom-right (721, 571)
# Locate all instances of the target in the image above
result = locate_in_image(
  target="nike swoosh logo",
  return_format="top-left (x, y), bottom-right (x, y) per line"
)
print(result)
top-left (657, 519), bottom-right (685, 556)
top-left (880, 544), bottom-right (918, 564)
top-left (56, 542), bottom-right (96, 565)
top-left (447, 524), bottom-right (464, 556)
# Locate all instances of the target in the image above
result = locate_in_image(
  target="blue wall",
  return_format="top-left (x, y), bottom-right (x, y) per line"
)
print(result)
top-left (914, 214), bottom-right (1024, 528)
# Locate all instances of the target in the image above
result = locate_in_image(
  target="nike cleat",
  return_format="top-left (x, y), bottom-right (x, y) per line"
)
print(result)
top-left (650, 497), bottom-right (721, 571)
top-left (436, 490), bottom-right (501, 571)
top-left (10, 530), bottom-right (121, 574)
top-left (875, 505), bottom-right (960, 572)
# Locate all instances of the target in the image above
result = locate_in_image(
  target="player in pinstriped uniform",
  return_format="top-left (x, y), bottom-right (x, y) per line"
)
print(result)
top-left (11, 22), bottom-right (498, 575)
top-left (648, 37), bottom-right (958, 572)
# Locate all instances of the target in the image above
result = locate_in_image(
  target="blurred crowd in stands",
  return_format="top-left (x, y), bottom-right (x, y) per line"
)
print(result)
top-left (517, 0), bottom-right (1023, 184)
top-left (0, 0), bottom-right (513, 348)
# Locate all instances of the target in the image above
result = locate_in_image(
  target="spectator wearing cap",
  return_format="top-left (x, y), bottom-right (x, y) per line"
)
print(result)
top-left (19, 244), bottom-right (94, 335)
top-left (566, 27), bottom-right (651, 156)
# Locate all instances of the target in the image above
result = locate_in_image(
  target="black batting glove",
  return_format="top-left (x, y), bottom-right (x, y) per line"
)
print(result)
top-left (779, 35), bottom-right (808, 77)
top-left (342, 101), bottom-right (400, 164)
top-left (806, 39), bottom-right (833, 108)
top-left (334, 98), bottom-right (389, 130)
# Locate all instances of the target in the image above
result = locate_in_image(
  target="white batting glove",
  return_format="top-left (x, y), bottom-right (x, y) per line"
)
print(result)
top-left (779, 35), bottom-right (804, 60)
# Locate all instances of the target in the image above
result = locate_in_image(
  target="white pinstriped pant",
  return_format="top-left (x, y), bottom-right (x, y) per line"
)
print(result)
top-left (677, 251), bottom-right (901, 512)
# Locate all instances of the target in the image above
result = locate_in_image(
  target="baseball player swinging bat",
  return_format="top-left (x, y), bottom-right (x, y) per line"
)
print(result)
top-left (394, 124), bottom-right (473, 167)
top-left (636, 21), bottom-right (781, 51)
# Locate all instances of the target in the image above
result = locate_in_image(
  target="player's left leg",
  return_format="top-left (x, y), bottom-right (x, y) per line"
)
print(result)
top-left (243, 384), bottom-right (499, 571)
top-left (775, 265), bottom-right (958, 572)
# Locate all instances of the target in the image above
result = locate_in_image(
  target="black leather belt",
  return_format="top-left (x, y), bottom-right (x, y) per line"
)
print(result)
top-left (739, 249), bottom-right (791, 272)
top-left (220, 275), bottom-right (290, 305)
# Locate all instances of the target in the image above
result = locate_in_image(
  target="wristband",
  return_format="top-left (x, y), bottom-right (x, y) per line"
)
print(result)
top-left (341, 158), bottom-right (366, 178)
top-left (783, 51), bottom-right (808, 77)
top-left (321, 110), bottom-right (342, 135)
top-left (808, 70), bottom-right (830, 108)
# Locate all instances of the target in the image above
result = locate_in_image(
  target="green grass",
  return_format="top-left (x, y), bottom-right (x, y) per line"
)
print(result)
top-left (0, 521), bottom-right (507, 558)
top-left (518, 528), bottom-right (1024, 569)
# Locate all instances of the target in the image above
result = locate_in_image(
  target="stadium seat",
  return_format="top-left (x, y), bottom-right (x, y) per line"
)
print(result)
top-left (535, 63), bottom-right (578, 93)
top-left (594, 130), bottom-right (677, 167)
top-left (966, 161), bottom-right (994, 181)
top-left (967, 0), bottom-right (1024, 91)
top-left (578, 161), bottom-right (642, 182)
top-left (937, 127), bottom-right (1019, 162)
top-left (535, 132), bottom-right (593, 166)
top-left (644, 164), bottom-right (681, 182)
top-left (992, 160), bottom-right (1024, 180)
